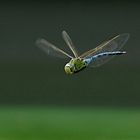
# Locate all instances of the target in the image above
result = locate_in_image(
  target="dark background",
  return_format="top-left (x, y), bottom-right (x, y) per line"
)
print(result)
top-left (0, 1), bottom-right (139, 106)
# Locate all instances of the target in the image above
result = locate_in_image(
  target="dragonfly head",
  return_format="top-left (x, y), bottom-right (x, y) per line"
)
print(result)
top-left (64, 63), bottom-right (74, 74)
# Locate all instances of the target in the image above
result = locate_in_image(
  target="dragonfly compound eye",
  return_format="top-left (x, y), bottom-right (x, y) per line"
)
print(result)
top-left (64, 64), bottom-right (73, 74)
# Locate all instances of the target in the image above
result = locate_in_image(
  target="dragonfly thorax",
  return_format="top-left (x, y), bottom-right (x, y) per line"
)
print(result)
top-left (64, 58), bottom-right (87, 74)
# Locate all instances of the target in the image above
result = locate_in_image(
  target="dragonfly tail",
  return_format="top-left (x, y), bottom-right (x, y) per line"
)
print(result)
top-left (84, 51), bottom-right (126, 65)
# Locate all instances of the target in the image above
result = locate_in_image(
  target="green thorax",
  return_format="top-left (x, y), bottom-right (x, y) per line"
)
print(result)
top-left (69, 58), bottom-right (87, 73)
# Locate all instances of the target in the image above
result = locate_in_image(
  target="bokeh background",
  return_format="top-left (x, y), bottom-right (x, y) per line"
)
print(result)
top-left (0, 1), bottom-right (140, 140)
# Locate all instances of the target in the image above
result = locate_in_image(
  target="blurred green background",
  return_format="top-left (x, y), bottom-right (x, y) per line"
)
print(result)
top-left (0, 1), bottom-right (140, 140)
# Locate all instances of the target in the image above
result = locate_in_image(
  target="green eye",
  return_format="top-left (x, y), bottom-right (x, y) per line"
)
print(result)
top-left (64, 66), bottom-right (73, 74)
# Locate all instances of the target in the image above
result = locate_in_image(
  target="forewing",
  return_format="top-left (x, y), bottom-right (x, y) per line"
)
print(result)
top-left (36, 38), bottom-right (73, 59)
top-left (62, 31), bottom-right (79, 58)
top-left (81, 33), bottom-right (129, 67)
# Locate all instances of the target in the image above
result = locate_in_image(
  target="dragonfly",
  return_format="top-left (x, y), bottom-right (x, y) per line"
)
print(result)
top-left (36, 31), bottom-right (129, 74)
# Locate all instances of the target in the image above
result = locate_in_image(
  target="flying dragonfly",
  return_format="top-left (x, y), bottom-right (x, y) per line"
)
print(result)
top-left (36, 31), bottom-right (129, 74)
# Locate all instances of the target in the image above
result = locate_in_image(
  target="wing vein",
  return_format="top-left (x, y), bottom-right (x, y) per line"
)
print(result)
top-left (36, 38), bottom-right (73, 59)
top-left (62, 31), bottom-right (79, 58)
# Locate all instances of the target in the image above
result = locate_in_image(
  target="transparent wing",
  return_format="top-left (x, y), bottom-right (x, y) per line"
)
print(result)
top-left (80, 33), bottom-right (130, 67)
top-left (62, 31), bottom-right (79, 58)
top-left (36, 38), bottom-right (73, 59)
